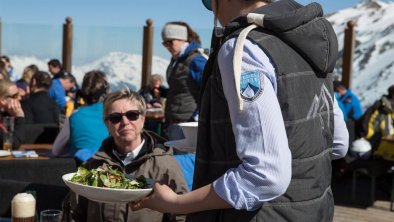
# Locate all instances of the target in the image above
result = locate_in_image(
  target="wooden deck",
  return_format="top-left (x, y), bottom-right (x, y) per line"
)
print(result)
top-left (334, 201), bottom-right (394, 222)
top-left (332, 164), bottom-right (394, 222)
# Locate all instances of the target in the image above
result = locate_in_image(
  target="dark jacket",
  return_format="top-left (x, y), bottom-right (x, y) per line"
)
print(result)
top-left (139, 85), bottom-right (168, 106)
top-left (72, 131), bottom-right (188, 222)
top-left (165, 41), bottom-right (207, 121)
top-left (190, 0), bottom-right (337, 221)
top-left (22, 91), bottom-right (60, 124)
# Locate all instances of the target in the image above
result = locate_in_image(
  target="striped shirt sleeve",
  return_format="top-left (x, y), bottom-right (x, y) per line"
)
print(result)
top-left (213, 38), bottom-right (292, 210)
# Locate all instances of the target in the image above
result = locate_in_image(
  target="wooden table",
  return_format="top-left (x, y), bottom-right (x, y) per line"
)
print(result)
top-left (382, 135), bottom-right (394, 142)
top-left (0, 155), bottom-right (49, 160)
top-left (145, 110), bottom-right (165, 135)
top-left (145, 109), bottom-right (164, 122)
top-left (0, 144), bottom-right (53, 160)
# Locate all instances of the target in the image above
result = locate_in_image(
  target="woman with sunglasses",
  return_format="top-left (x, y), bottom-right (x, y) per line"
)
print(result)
top-left (0, 80), bottom-right (25, 150)
top-left (52, 70), bottom-right (109, 164)
top-left (71, 89), bottom-right (188, 222)
top-left (161, 21), bottom-right (207, 140)
top-left (161, 21), bottom-right (208, 191)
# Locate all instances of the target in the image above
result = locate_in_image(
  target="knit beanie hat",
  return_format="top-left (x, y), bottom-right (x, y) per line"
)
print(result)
top-left (162, 24), bottom-right (188, 41)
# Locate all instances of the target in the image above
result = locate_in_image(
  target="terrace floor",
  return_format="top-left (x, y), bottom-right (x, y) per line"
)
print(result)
top-left (332, 170), bottom-right (394, 222)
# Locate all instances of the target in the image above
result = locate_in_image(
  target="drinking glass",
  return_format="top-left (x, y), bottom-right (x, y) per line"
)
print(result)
top-left (40, 210), bottom-right (61, 222)
top-left (3, 116), bottom-right (14, 132)
top-left (2, 133), bottom-right (13, 151)
top-left (11, 193), bottom-right (36, 222)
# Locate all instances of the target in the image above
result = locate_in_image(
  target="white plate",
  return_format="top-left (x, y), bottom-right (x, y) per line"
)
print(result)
top-left (62, 173), bottom-right (154, 203)
top-left (164, 139), bottom-right (196, 152)
top-left (0, 150), bottom-right (11, 157)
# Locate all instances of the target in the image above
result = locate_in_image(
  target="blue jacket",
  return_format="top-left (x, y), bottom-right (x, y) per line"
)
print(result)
top-left (48, 79), bottom-right (66, 110)
top-left (177, 41), bottom-right (206, 87)
top-left (335, 93), bottom-right (348, 121)
top-left (339, 89), bottom-right (363, 120)
top-left (69, 102), bottom-right (109, 161)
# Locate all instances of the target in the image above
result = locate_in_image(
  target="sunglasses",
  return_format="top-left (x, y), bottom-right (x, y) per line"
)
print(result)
top-left (162, 40), bottom-right (174, 47)
top-left (7, 93), bottom-right (19, 99)
top-left (105, 110), bottom-right (141, 124)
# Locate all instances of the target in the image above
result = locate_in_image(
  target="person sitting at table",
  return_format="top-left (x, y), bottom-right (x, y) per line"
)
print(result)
top-left (22, 71), bottom-right (60, 124)
top-left (16, 64), bottom-right (39, 100)
top-left (139, 74), bottom-right (167, 134)
top-left (52, 70), bottom-right (109, 164)
top-left (0, 80), bottom-right (25, 149)
top-left (71, 89), bottom-right (188, 222)
top-left (139, 74), bottom-right (168, 109)
top-left (360, 85), bottom-right (394, 160)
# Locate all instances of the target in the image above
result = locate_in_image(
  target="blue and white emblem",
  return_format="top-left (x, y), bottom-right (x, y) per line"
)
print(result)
top-left (240, 70), bottom-right (264, 101)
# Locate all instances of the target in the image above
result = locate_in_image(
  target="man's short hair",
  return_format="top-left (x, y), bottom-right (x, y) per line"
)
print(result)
top-left (103, 89), bottom-right (146, 119)
top-left (48, 59), bottom-right (62, 68)
top-left (60, 72), bottom-right (76, 83)
top-left (333, 80), bottom-right (345, 90)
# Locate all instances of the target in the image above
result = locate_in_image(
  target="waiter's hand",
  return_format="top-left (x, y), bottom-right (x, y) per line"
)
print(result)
top-left (129, 182), bottom-right (178, 212)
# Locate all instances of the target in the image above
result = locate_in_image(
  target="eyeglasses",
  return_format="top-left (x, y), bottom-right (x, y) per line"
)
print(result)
top-left (162, 40), bottom-right (174, 47)
top-left (105, 110), bottom-right (141, 124)
top-left (7, 93), bottom-right (19, 99)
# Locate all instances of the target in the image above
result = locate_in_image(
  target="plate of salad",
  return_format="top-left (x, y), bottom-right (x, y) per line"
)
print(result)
top-left (62, 163), bottom-right (154, 203)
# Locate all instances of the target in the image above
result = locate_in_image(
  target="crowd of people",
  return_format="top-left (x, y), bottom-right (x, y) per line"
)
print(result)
top-left (1, 0), bottom-right (393, 221)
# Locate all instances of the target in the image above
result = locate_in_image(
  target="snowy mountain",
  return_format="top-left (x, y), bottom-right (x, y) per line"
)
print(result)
top-left (10, 52), bottom-right (170, 91)
top-left (8, 0), bottom-right (394, 110)
top-left (327, 0), bottom-right (394, 109)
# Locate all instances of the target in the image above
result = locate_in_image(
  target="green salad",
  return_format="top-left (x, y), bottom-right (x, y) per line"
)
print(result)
top-left (70, 163), bottom-right (148, 189)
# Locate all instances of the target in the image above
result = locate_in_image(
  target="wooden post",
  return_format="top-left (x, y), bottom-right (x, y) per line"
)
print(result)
top-left (62, 17), bottom-right (73, 73)
top-left (141, 19), bottom-right (154, 89)
top-left (342, 20), bottom-right (356, 89)
top-left (0, 17), bottom-right (2, 56)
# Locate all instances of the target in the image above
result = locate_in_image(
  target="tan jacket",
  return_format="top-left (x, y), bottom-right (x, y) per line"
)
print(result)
top-left (72, 131), bottom-right (188, 222)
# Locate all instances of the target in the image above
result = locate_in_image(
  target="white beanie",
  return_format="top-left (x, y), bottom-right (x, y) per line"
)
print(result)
top-left (162, 24), bottom-right (188, 41)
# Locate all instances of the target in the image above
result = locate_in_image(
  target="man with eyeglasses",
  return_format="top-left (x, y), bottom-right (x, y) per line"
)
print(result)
top-left (130, 0), bottom-right (348, 222)
top-left (71, 89), bottom-right (188, 222)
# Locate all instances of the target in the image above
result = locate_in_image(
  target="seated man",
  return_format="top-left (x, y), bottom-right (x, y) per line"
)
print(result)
top-left (72, 89), bottom-right (188, 222)
top-left (48, 73), bottom-right (76, 113)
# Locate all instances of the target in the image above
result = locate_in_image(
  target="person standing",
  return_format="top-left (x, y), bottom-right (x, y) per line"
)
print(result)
top-left (161, 21), bottom-right (208, 191)
top-left (130, 1), bottom-right (349, 222)
top-left (161, 21), bottom-right (207, 140)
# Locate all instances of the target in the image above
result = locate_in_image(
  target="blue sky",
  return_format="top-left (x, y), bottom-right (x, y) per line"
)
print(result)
top-left (0, 0), bottom-right (370, 28)
top-left (0, 0), bottom-right (384, 64)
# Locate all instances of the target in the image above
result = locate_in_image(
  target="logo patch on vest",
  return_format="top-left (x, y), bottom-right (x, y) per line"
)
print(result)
top-left (240, 70), bottom-right (264, 101)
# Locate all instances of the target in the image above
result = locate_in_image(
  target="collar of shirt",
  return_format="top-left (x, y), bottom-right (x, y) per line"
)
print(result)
top-left (112, 139), bottom-right (145, 166)
top-left (172, 42), bottom-right (190, 62)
